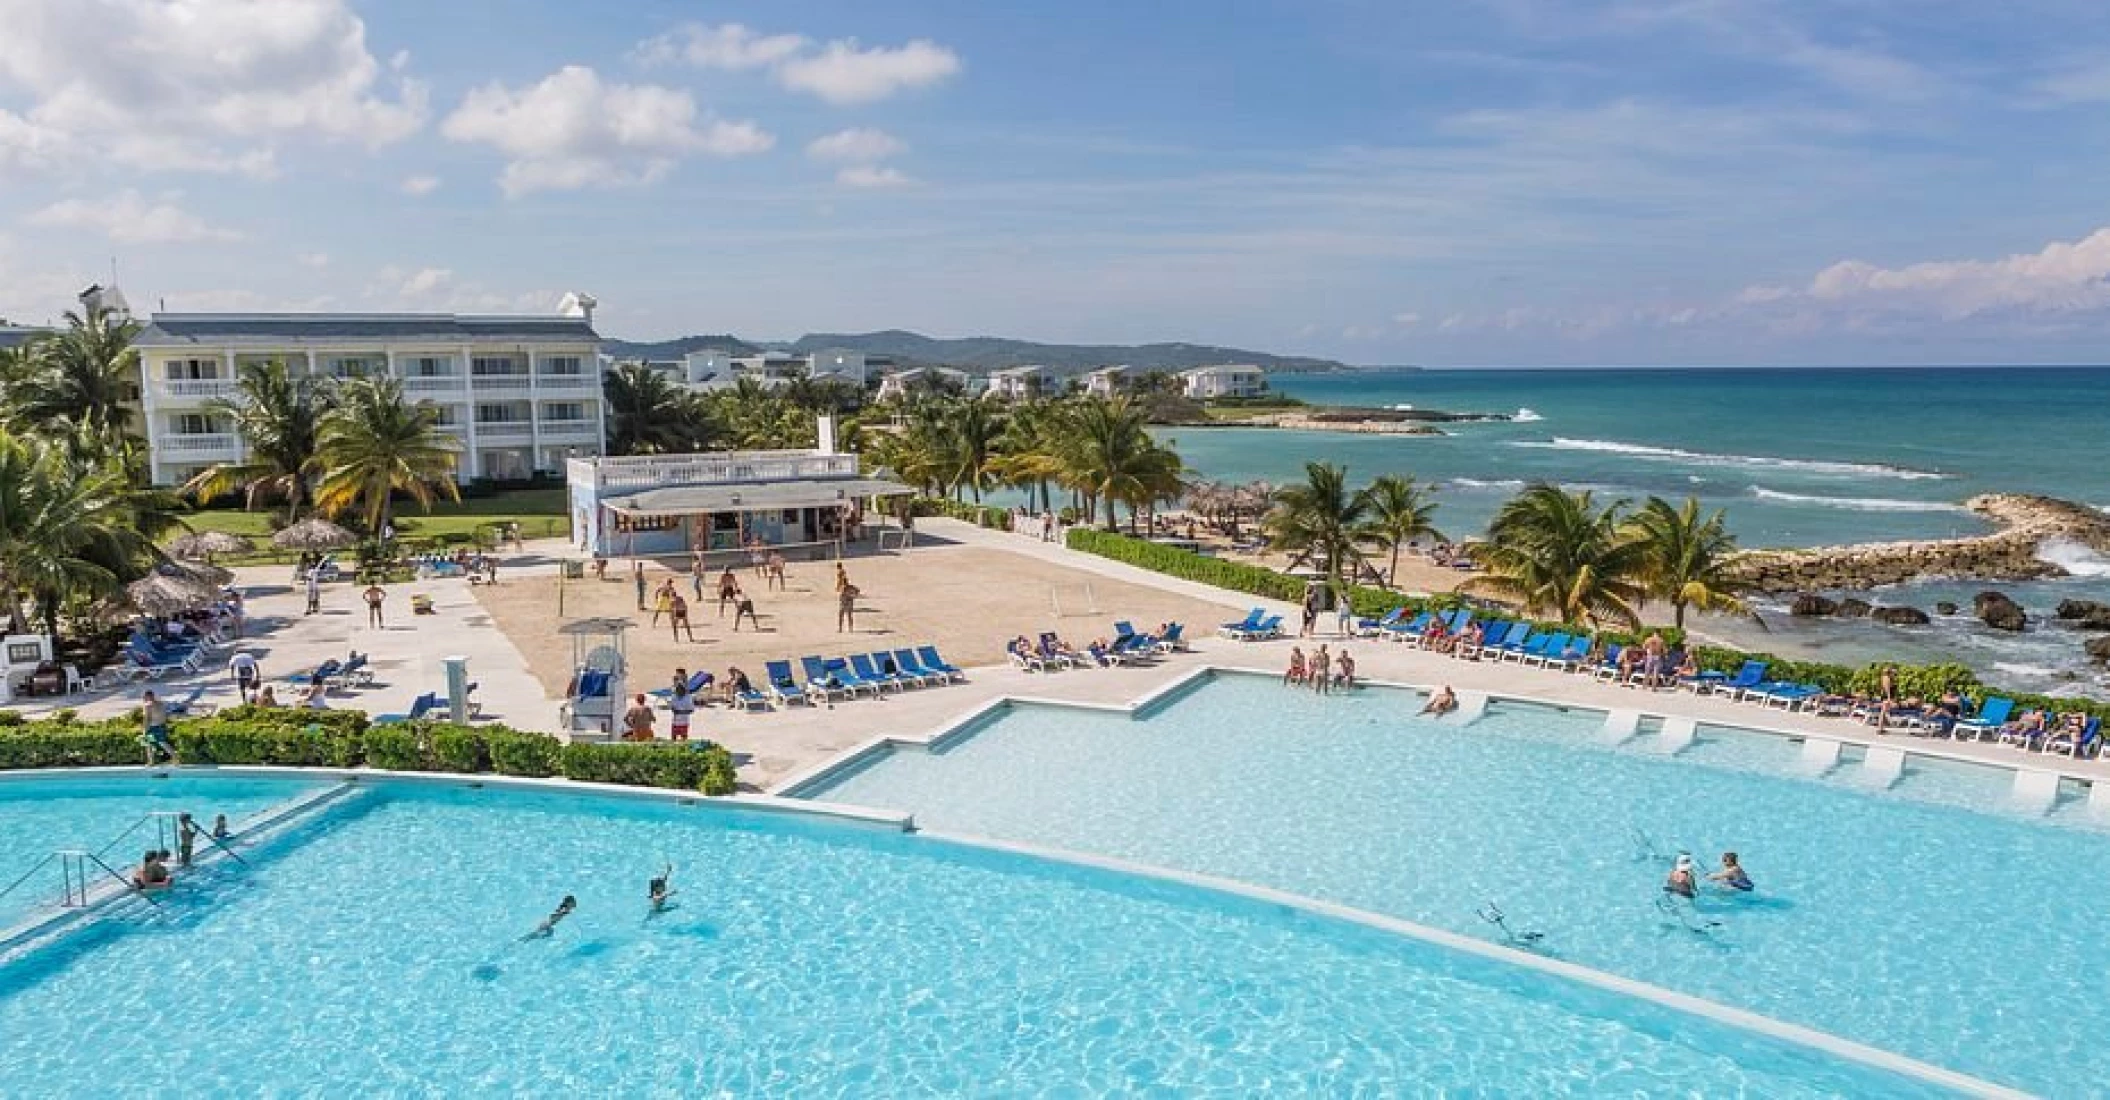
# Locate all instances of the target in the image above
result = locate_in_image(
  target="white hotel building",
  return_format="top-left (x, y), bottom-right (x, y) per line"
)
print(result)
top-left (134, 310), bottom-right (605, 487)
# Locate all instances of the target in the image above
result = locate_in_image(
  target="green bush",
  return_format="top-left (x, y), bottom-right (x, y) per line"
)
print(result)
top-left (428, 724), bottom-right (488, 773)
top-left (362, 724), bottom-right (429, 771)
top-left (488, 729), bottom-right (564, 777)
top-left (0, 722), bottom-right (143, 768)
top-left (1846, 662), bottom-right (1981, 702)
top-left (560, 741), bottom-right (736, 794)
top-left (171, 718), bottom-right (362, 767)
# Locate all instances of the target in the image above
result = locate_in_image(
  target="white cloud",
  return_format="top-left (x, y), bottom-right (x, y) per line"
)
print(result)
top-left (27, 190), bottom-right (241, 244)
top-left (365, 264), bottom-right (554, 312)
top-left (1393, 311), bottom-right (1422, 326)
top-left (776, 39), bottom-right (962, 105)
top-left (0, 0), bottom-right (425, 176)
top-left (807, 128), bottom-right (906, 163)
top-left (837, 165), bottom-right (912, 189)
top-left (441, 66), bottom-right (772, 196)
top-left (1750, 227), bottom-right (2110, 319)
top-left (400, 174), bottom-right (441, 195)
top-left (298, 252), bottom-right (330, 269)
top-left (394, 267), bottom-right (452, 296)
top-left (633, 23), bottom-right (808, 70)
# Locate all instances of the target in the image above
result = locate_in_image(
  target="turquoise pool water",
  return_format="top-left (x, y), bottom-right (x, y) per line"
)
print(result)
top-left (0, 776), bottom-right (314, 929)
top-left (806, 673), bottom-right (2110, 1096)
top-left (0, 782), bottom-right (1933, 1096)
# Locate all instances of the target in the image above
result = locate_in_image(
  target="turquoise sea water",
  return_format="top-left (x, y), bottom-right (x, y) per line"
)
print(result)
top-left (808, 673), bottom-right (2110, 1097)
top-left (0, 782), bottom-right (1930, 1096)
top-left (0, 776), bottom-right (313, 929)
top-left (1170, 366), bottom-right (2110, 694)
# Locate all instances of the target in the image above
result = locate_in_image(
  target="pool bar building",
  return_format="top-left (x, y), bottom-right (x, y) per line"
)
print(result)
top-left (566, 418), bottom-right (911, 558)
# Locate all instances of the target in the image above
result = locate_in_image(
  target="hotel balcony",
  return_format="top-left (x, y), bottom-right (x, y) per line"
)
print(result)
top-left (403, 375), bottom-right (467, 394)
top-left (539, 419), bottom-right (600, 441)
top-left (470, 373), bottom-right (533, 392)
top-left (160, 433), bottom-right (238, 457)
top-left (156, 379), bottom-right (238, 401)
top-left (534, 372), bottom-right (598, 391)
top-left (475, 420), bottom-right (534, 439)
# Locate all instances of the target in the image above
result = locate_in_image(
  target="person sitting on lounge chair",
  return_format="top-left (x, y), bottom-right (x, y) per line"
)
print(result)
top-left (1047, 636), bottom-right (1084, 664)
top-left (1875, 695), bottom-right (1924, 732)
top-left (1455, 622), bottom-right (1483, 656)
top-left (1087, 639), bottom-right (1113, 666)
top-left (1922, 689), bottom-right (1965, 737)
top-left (1420, 685), bottom-right (1458, 717)
top-left (1420, 618), bottom-right (1448, 650)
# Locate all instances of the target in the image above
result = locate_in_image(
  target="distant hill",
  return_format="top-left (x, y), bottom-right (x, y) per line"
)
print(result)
top-left (603, 328), bottom-right (1348, 374)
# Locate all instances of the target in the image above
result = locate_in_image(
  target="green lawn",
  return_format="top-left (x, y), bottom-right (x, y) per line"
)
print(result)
top-left (176, 487), bottom-right (570, 545)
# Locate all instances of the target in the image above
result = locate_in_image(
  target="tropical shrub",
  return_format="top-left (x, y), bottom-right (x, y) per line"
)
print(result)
top-left (361, 724), bottom-right (430, 771)
top-left (428, 723), bottom-right (488, 773)
top-left (560, 741), bottom-right (734, 794)
top-left (0, 721), bottom-right (141, 768)
top-left (488, 729), bottom-right (563, 777)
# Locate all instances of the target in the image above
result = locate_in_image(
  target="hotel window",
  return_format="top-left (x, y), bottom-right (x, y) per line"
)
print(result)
top-left (472, 356), bottom-right (519, 376)
top-left (408, 356), bottom-right (450, 376)
top-left (612, 513), bottom-right (680, 533)
top-left (542, 402), bottom-right (585, 423)
top-left (164, 358), bottom-right (221, 380)
top-left (173, 413), bottom-right (221, 435)
top-left (475, 404), bottom-right (525, 424)
top-left (329, 357), bottom-right (377, 378)
top-left (541, 355), bottom-right (582, 375)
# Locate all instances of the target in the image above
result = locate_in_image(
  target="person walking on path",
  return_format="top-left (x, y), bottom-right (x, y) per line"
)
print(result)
top-left (229, 651), bottom-right (260, 704)
top-left (1335, 587), bottom-right (1354, 637)
top-left (837, 582), bottom-right (860, 633)
top-left (141, 691), bottom-right (174, 764)
top-left (364, 582), bottom-right (386, 629)
top-left (305, 569), bottom-right (322, 616)
top-left (669, 593), bottom-right (696, 642)
top-left (1299, 588), bottom-right (1318, 639)
top-left (717, 568), bottom-right (742, 617)
top-left (633, 560), bottom-right (648, 611)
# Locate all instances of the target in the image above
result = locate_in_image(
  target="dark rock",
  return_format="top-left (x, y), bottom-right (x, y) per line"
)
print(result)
top-left (2067, 608), bottom-right (2110, 631)
top-left (1871, 605), bottom-right (1931, 626)
top-left (1934, 601), bottom-right (1959, 616)
top-left (2056, 598), bottom-right (2110, 620)
top-left (1974, 590), bottom-right (2028, 632)
top-left (1835, 598), bottom-right (1873, 618)
top-left (2087, 635), bottom-right (2110, 664)
top-left (1789, 594), bottom-right (1838, 617)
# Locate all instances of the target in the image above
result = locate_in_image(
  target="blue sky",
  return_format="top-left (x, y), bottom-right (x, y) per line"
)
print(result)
top-left (7, 0), bottom-right (2110, 365)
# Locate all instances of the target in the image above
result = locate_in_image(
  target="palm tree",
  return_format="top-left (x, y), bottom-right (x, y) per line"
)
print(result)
top-left (1463, 484), bottom-right (1651, 628)
top-left (181, 359), bottom-right (334, 514)
top-left (1058, 397), bottom-right (1182, 529)
top-left (1627, 495), bottom-right (1751, 630)
top-left (313, 377), bottom-right (462, 536)
top-left (0, 433), bottom-right (154, 638)
top-left (1362, 474), bottom-right (1445, 587)
top-left (604, 363), bottom-right (710, 455)
top-left (13, 307), bottom-right (141, 442)
top-left (1264, 462), bottom-right (1375, 596)
top-left (989, 399), bottom-right (1067, 512)
top-left (938, 399), bottom-right (1005, 502)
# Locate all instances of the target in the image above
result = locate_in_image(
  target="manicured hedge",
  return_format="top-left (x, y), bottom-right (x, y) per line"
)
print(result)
top-left (910, 497), bottom-right (1013, 529)
top-left (0, 712), bottom-right (738, 795)
top-left (1064, 528), bottom-right (2110, 724)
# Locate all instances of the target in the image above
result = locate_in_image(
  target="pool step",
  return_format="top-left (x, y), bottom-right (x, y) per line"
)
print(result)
top-left (1795, 737), bottom-right (1842, 777)
top-left (2089, 780), bottom-right (2110, 823)
top-left (2009, 769), bottom-right (2061, 815)
top-left (1444, 691), bottom-right (1489, 726)
top-left (0, 781), bottom-right (366, 968)
top-left (1648, 717), bottom-right (1698, 755)
top-left (1851, 746), bottom-right (1906, 791)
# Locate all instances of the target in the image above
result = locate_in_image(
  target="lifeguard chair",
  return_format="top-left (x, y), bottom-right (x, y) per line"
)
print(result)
top-left (556, 617), bottom-right (630, 739)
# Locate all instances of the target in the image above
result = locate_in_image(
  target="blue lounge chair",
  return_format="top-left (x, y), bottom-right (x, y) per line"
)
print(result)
top-left (1590, 644), bottom-right (1626, 680)
top-left (2045, 716), bottom-right (2102, 757)
top-left (375, 692), bottom-right (438, 725)
top-left (826, 657), bottom-right (882, 695)
top-left (733, 682), bottom-right (773, 710)
top-left (1949, 697), bottom-right (2013, 741)
top-left (851, 652), bottom-right (909, 689)
top-left (1504, 632), bottom-right (1554, 665)
top-left (1454, 621), bottom-right (1506, 661)
top-left (1383, 611), bottom-right (1433, 641)
top-left (161, 684), bottom-right (216, 718)
top-left (872, 651), bottom-right (931, 687)
top-left (1718, 661), bottom-right (1769, 699)
top-left (1224, 614), bottom-right (1281, 641)
top-left (651, 669), bottom-right (714, 702)
top-left (1522, 632), bottom-right (1574, 668)
top-left (1759, 683), bottom-right (1823, 710)
top-left (764, 660), bottom-right (812, 707)
top-left (1357, 608), bottom-right (1407, 637)
top-left (1548, 636), bottom-right (1593, 671)
top-left (913, 646), bottom-right (967, 682)
top-left (1152, 623), bottom-right (1187, 654)
top-left (286, 658), bottom-right (343, 687)
top-left (891, 649), bottom-right (944, 684)
top-left (1218, 608), bottom-right (1265, 637)
top-left (798, 656), bottom-right (849, 701)
top-left (1482, 625), bottom-right (1530, 659)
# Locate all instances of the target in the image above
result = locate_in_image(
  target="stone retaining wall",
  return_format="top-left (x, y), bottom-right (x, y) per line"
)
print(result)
top-left (1730, 494), bottom-right (2110, 594)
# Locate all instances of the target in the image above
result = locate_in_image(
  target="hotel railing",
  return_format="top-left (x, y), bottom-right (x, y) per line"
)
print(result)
top-left (161, 433), bottom-right (237, 454)
top-left (590, 452), bottom-right (860, 489)
top-left (157, 379), bottom-right (237, 400)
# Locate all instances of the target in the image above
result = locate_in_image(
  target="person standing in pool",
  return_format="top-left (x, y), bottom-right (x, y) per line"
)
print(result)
top-left (1664, 854), bottom-right (1698, 899)
top-left (648, 864), bottom-right (677, 916)
top-left (1707, 852), bottom-right (1754, 892)
top-left (523, 895), bottom-right (576, 940)
top-left (176, 812), bottom-right (200, 867)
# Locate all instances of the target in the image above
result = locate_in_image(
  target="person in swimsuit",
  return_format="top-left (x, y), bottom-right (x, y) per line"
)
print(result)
top-left (648, 864), bottom-right (677, 916)
top-left (133, 849), bottom-right (172, 890)
top-left (523, 895), bottom-right (576, 940)
top-left (1284, 647), bottom-right (1305, 686)
top-left (1420, 685), bottom-right (1458, 717)
top-left (211, 814), bottom-right (231, 840)
top-left (1664, 854), bottom-right (1698, 899)
top-left (176, 812), bottom-right (200, 867)
top-left (1707, 852), bottom-right (1754, 892)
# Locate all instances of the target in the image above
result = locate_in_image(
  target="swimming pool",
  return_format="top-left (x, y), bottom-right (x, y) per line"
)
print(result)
top-left (0, 780), bottom-right (1936, 1095)
top-left (0, 775), bottom-right (316, 929)
top-left (804, 672), bottom-right (2109, 1096)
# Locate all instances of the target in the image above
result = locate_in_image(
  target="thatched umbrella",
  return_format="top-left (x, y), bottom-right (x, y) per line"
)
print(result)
top-left (169, 530), bottom-right (255, 561)
top-left (125, 562), bottom-right (225, 617)
top-left (271, 517), bottom-right (358, 552)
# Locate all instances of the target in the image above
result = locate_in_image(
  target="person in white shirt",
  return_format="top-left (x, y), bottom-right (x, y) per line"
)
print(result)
top-left (228, 652), bottom-right (261, 705)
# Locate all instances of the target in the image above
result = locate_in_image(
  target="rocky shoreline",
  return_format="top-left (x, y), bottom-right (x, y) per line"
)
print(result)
top-left (1731, 494), bottom-right (2110, 594)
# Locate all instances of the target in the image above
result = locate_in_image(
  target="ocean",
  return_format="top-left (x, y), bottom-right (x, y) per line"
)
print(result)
top-left (1163, 366), bottom-right (2110, 696)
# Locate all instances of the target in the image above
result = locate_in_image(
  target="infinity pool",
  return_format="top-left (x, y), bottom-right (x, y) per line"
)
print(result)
top-left (805, 672), bottom-right (2109, 1096)
top-left (0, 776), bottom-right (314, 929)
top-left (0, 782), bottom-right (1931, 1095)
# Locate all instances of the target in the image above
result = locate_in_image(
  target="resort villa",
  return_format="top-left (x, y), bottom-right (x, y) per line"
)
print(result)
top-left (667, 348), bottom-right (881, 391)
top-left (985, 364), bottom-right (1046, 400)
top-left (1083, 365), bottom-right (1131, 396)
top-left (133, 296), bottom-right (606, 486)
top-left (1180, 363), bottom-right (1268, 399)
top-left (565, 417), bottom-right (911, 557)
top-left (875, 365), bottom-right (974, 400)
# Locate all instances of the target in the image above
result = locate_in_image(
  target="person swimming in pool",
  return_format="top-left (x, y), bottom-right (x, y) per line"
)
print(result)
top-left (1419, 685), bottom-right (1458, 717)
top-left (522, 895), bottom-right (576, 940)
top-left (648, 863), bottom-right (677, 915)
top-left (1707, 851), bottom-right (1754, 892)
top-left (1663, 853), bottom-right (1698, 899)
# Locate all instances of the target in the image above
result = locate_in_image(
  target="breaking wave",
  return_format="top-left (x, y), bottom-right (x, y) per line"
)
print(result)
top-left (1748, 488), bottom-right (1968, 514)
top-left (1509, 437), bottom-right (1949, 480)
top-left (2038, 539), bottom-right (2110, 578)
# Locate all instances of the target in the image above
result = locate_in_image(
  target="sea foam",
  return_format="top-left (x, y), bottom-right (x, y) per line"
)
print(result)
top-left (1509, 437), bottom-right (1949, 480)
top-left (1511, 407), bottom-right (1544, 423)
top-left (1747, 488), bottom-right (1969, 514)
top-left (2038, 539), bottom-right (2110, 578)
